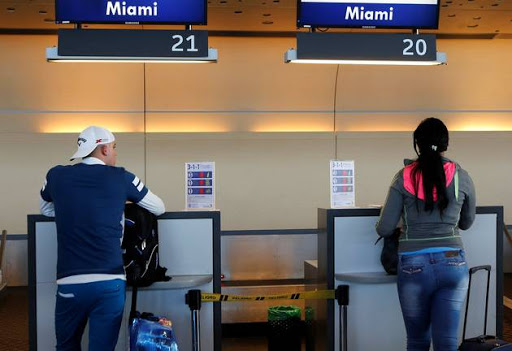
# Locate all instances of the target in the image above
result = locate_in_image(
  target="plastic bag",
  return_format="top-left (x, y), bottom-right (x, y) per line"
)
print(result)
top-left (130, 312), bottom-right (179, 351)
top-left (268, 305), bottom-right (301, 321)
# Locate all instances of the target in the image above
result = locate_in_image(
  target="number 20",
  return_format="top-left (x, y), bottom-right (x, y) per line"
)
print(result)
top-left (403, 39), bottom-right (427, 56)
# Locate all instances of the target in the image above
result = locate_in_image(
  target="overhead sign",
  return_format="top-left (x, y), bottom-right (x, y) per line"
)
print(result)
top-left (297, 0), bottom-right (440, 29)
top-left (185, 162), bottom-right (215, 210)
top-left (58, 29), bottom-right (209, 57)
top-left (297, 33), bottom-right (437, 62)
top-left (55, 0), bottom-right (206, 24)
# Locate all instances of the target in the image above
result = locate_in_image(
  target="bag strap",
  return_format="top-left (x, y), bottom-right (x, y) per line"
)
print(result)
top-left (454, 168), bottom-right (459, 202)
top-left (129, 285), bottom-right (138, 324)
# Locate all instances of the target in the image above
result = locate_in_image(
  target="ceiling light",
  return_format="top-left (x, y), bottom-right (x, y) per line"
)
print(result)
top-left (46, 47), bottom-right (218, 63)
top-left (284, 49), bottom-right (447, 66)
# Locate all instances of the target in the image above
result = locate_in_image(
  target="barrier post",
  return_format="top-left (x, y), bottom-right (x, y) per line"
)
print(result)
top-left (186, 289), bottom-right (202, 351)
top-left (129, 285), bottom-right (139, 323)
top-left (336, 285), bottom-right (349, 351)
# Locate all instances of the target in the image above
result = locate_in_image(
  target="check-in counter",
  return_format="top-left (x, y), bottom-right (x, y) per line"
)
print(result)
top-left (313, 207), bottom-right (504, 351)
top-left (28, 211), bottom-right (221, 351)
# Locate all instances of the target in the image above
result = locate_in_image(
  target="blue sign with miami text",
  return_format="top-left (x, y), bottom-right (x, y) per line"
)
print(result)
top-left (298, 0), bottom-right (439, 29)
top-left (56, 0), bottom-right (206, 24)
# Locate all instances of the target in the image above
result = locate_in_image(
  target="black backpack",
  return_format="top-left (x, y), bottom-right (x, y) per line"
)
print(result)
top-left (122, 203), bottom-right (171, 287)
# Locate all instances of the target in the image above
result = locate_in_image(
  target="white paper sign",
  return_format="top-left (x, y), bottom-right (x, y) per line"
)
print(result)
top-left (185, 162), bottom-right (215, 210)
top-left (330, 160), bottom-right (355, 208)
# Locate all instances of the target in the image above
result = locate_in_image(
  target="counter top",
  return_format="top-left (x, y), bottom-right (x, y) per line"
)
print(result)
top-left (336, 272), bottom-right (397, 284)
top-left (129, 275), bottom-right (213, 290)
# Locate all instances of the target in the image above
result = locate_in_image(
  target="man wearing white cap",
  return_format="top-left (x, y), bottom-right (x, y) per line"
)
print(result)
top-left (39, 126), bottom-right (165, 351)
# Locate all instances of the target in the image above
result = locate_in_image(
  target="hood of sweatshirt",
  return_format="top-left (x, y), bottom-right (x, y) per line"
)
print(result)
top-left (403, 159), bottom-right (456, 201)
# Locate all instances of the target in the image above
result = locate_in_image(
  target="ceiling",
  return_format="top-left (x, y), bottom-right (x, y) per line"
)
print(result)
top-left (1, 0), bottom-right (512, 36)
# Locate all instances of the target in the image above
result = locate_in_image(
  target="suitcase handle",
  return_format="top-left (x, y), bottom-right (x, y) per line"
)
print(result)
top-left (462, 265), bottom-right (492, 340)
top-left (469, 265), bottom-right (491, 275)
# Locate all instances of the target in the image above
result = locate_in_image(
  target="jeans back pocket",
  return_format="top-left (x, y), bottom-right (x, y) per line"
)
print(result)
top-left (401, 265), bottom-right (424, 275)
top-left (444, 257), bottom-right (467, 267)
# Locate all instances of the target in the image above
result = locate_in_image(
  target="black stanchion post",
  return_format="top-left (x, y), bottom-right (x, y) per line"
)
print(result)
top-left (336, 285), bottom-right (349, 351)
top-left (186, 289), bottom-right (202, 351)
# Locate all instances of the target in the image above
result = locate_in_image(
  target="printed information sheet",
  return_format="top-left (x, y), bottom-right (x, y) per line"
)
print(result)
top-left (330, 160), bottom-right (355, 208)
top-left (185, 162), bottom-right (215, 210)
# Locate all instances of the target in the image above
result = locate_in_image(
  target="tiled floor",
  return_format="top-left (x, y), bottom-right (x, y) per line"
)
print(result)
top-left (0, 287), bottom-right (29, 351)
top-left (3, 277), bottom-right (512, 351)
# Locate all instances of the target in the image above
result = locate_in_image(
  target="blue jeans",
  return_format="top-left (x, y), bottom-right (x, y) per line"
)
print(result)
top-left (55, 279), bottom-right (126, 351)
top-left (397, 250), bottom-right (469, 351)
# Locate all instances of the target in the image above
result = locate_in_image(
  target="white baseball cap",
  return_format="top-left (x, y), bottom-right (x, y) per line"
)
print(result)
top-left (70, 126), bottom-right (115, 161)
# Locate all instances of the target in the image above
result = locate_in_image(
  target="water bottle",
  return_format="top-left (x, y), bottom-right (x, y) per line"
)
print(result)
top-left (133, 316), bottom-right (179, 351)
top-left (136, 332), bottom-right (156, 351)
top-left (136, 333), bottom-right (178, 350)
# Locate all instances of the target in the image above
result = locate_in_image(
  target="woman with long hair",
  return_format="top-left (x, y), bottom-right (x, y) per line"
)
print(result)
top-left (376, 117), bottom-right (476, 351)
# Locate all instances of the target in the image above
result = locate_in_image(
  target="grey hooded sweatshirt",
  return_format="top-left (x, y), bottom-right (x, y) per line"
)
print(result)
top-left (376, 158), bottom-right (476, 253)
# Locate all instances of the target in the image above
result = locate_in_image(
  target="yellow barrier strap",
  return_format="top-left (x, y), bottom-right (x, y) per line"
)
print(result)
top-left (201, 290), bottom-right (335, 302)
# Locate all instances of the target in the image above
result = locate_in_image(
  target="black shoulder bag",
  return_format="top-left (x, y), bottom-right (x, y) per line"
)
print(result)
top-left (375, 227), bottom-right (401, 275)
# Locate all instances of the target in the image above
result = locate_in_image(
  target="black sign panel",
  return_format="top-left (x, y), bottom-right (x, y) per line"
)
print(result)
top-left (297, 33), bottom-right (437, 62)
top-left (58, 29), bottom-right (208, 57)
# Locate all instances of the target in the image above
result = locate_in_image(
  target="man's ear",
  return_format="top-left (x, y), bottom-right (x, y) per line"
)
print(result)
top-left (101, 144), bottom-right (109, 156)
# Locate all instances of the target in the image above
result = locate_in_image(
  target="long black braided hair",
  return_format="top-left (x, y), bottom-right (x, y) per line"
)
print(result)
top-left (411, 118), bottom-right (450, 214)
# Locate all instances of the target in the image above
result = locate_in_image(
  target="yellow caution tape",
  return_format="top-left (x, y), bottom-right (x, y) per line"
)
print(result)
top-left (201, 290), bottom-right (335, 302)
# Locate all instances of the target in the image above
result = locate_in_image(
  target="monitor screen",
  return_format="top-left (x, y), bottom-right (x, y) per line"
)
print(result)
top-left (55, 0), bottom-right (207, 25)
top-left (297, 0), bottom-right (440, 30)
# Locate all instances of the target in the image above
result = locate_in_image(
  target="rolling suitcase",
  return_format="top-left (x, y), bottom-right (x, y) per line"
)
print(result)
top-left (459, 265), bottom-right (512, 350)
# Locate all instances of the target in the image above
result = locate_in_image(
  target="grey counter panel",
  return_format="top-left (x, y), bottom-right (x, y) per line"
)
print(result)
top-left (35, 222), bottom-right (57, 283)
top-left (159, 219), bottom-right (213, 276)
